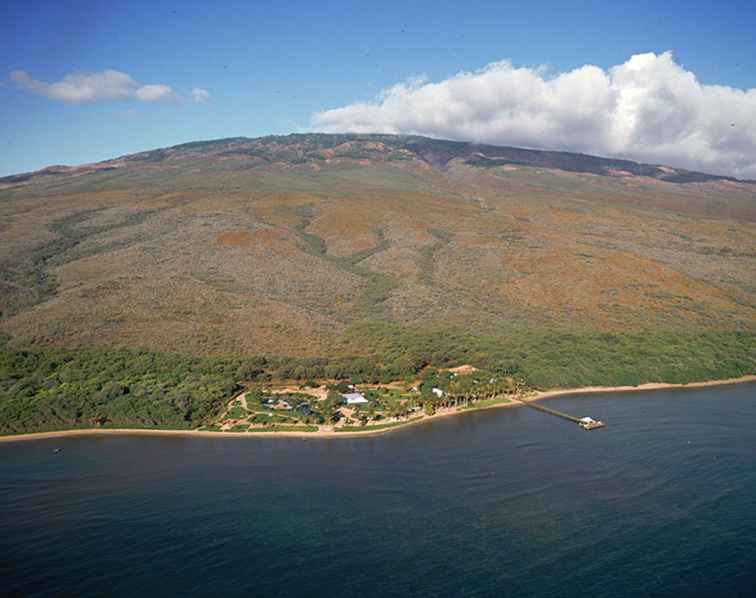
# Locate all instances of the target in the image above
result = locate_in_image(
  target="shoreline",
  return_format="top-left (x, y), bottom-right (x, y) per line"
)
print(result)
top-left (1, 374), bottom-right (754, 444)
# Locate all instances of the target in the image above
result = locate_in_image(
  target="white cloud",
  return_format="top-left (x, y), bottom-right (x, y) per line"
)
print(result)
top-left (9, 69), bottom-right (197, 105)
top-left (191, 87), bottom-right (210, 103)
top-left (10, 69), bottom-right (138, 102)
top-left (134, 83), bottom-right (174, 102)
top-left (312, 52), bottom-right (756, 179)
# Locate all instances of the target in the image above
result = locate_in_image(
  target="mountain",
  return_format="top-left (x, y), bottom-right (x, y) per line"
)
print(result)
top-left (3, 133), bottom-right (754, 187)
top-left (1, 133), bottom-right (754, 382)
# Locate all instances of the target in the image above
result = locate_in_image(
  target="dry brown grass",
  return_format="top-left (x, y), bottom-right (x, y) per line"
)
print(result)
top-left (1, 136), bottom-right (754, 357)
top-left (215, 230), bottom-right (256, 246)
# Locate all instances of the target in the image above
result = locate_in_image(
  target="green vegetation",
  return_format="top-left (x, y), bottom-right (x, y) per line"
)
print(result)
top-left (1, 134), bottom-right (754, 436)
top-left (249, 425), bottom-right (318, 433)
top-left (262, 324), bottom-right (754, 389)
top-left (0, 325), bottom-right (753, 435)
top-left (0, 345), bottom-right (240, 434)
top-left (341, 323), bottom-right (755, 388)
top-left (226, 404), bottom-right (246, 419)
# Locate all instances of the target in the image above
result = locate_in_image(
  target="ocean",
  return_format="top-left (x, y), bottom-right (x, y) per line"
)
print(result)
top-left (2, 383), bottom-right (755, 597)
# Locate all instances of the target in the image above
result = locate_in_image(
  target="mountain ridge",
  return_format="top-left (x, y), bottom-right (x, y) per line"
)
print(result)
top-left (1, 130), bottom-right (754, 367)
top-left (2, 133), bottom-right (753, 186)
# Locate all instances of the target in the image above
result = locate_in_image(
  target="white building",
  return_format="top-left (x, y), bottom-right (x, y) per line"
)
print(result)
top-left (343, 392), bottom-right (368, 405)
top-left (431, 387), bottom-right (444, 398)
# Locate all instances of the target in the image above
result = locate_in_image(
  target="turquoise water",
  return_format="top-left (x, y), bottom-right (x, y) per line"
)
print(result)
top-left (2, 383), bottom-right (755, 597)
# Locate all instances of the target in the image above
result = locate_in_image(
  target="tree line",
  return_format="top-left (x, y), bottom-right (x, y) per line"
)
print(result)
top-left (1, 325), bottom-right (753, 434)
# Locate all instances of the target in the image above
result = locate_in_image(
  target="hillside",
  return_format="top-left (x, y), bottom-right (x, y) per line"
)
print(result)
top-left (1, 134), bottom-right (755, 396)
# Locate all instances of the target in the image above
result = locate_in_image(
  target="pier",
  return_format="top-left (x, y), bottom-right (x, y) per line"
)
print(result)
top-left (515, 397), bottom-right (605, 430)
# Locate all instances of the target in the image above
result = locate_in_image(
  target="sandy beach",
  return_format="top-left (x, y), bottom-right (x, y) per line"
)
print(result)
top-left (1, 374), bottom-right (754, 444)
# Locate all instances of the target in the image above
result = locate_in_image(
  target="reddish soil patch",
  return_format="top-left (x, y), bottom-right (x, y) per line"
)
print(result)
top-left (215, 230), bottom-right (255, 246)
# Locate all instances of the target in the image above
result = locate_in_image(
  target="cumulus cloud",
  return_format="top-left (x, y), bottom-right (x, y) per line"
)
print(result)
top-left (10, 69), bottom-right (140, 102)
top-left (191, 87), bottom-right (210, 103)
top-left (134, 83), bottom-right (174, 102)
top-left (312, 52), bottom-right (756, 179)
top-left (8, 69), bottom-right (198, 105)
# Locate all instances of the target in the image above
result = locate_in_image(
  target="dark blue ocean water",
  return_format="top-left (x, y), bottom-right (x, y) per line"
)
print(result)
top-left (2, 383), bottom-right (755, 597)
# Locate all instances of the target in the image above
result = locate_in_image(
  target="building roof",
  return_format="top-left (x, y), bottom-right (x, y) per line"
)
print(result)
top-left (343, 392), bottom-right (368, 403)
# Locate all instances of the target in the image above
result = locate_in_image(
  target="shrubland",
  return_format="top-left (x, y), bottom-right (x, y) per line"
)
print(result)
top-left (1, 134), bottom-right (754, 434)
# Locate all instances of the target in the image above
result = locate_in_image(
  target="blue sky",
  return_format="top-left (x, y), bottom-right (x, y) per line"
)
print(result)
top-left (2, 0), bottom-right (755, 176)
